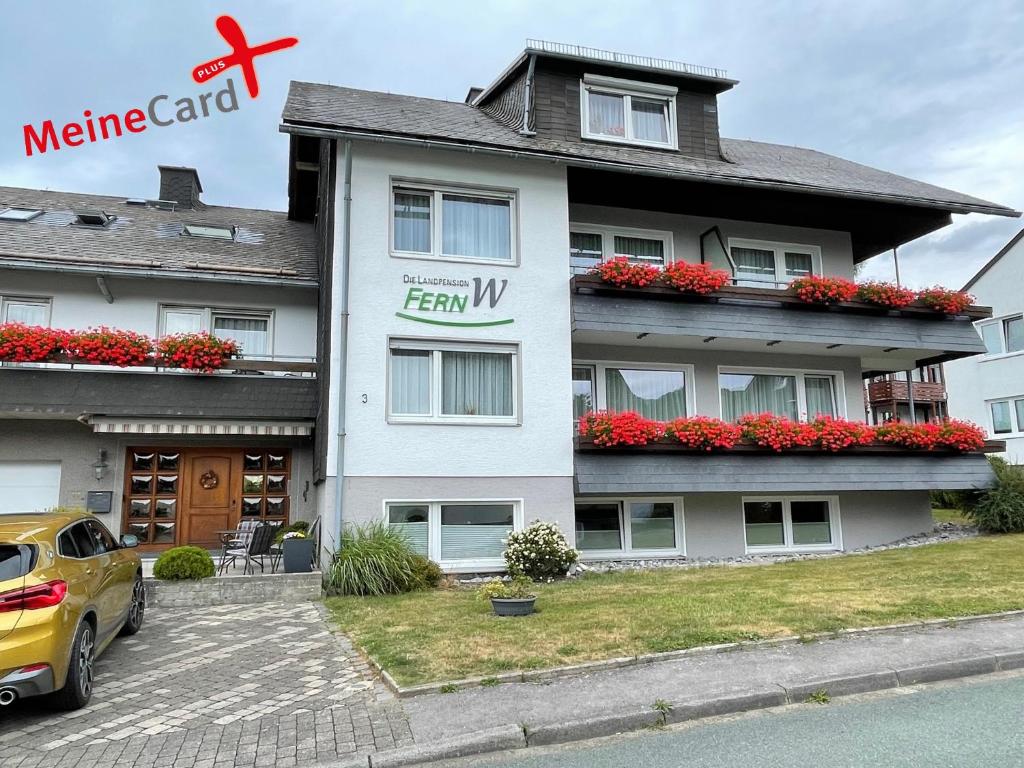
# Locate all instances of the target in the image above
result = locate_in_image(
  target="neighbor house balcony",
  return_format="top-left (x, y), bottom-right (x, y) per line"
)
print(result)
top-left (867, 379), bottom-right (946, 404)
top-left (570, 274), bottom-right (991, 373)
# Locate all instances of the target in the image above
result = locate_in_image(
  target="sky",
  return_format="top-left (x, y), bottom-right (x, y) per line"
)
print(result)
top-left (1, 0), bottom-right (1022, 289)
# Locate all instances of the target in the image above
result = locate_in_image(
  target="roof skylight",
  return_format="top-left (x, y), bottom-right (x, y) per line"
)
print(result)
top-left (0, 207), bottom-right (43, 222)
top-left (183, 224), bottom-right (235, 241)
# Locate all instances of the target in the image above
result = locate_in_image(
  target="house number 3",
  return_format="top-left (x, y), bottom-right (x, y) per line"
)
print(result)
top-left (361, 394), bottom-right (368, 403)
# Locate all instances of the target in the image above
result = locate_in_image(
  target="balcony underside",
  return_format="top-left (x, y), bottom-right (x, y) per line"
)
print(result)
top-left (0, 368), bottom-right (317, 421)
top-left (575, 451), bottom-right (996, 494)
top-left (571, 286), bottom-right (987, 372)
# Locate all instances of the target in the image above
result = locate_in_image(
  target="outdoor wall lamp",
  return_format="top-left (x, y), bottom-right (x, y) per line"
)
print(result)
top-left (92, 449), bottom-right (109, 481)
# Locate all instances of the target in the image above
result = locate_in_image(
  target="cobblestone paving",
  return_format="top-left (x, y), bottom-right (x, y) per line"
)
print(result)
top-left (0, 602), bottom-right (412, 767)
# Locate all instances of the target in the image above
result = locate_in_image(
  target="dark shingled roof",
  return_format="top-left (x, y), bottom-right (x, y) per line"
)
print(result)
top-left (281, 81), bottom-right (1018, 218)
top-left (0, 186), bottom-right (318, 283)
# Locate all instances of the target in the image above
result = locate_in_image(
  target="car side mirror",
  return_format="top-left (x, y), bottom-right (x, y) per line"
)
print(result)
top-left (120, 534), bottom-right (139, 548)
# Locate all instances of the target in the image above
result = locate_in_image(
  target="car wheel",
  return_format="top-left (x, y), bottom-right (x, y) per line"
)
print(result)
top-left (50, 621), bottom-right (95, 711)
top-left (119, 577), bottom-right (145, 636)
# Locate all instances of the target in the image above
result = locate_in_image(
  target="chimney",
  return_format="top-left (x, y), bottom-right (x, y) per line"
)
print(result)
top-left (157, 165), bottom-right (204, 210)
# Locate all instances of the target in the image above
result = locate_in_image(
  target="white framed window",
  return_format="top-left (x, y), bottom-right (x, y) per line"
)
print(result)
top-left (159, 305), bottom-right (273, 358)
top-left (580, 74), bottom-right (678, 149)
top-left (388, 339), bottom-right (519, 425)
top-left (572, 361), bottom-right (694, 421)
top-left (727, 238), bottom-right (821, 289)
top-left (743, 496), bottom-right (841, 553)
top-left (385, 499), bottom-right (523, 570)
top-left (574, 498), bottom-right (684, 557)
top-left (988, 397), bottom-right (1024, 436)
top-left (1, 296), bottom-right (51, 325)
top-left (977, 314), bottom-right (1024, 357)
top-left (718, 366), bottom-right (845, 423)
top-left (391, 181), bottom-right (517, 265)
top-left (570, 223), bottom-right (674, 273)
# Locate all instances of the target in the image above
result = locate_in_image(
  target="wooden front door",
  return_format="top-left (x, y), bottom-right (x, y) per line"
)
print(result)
top-left (180, 450), bottom-right (240, 549)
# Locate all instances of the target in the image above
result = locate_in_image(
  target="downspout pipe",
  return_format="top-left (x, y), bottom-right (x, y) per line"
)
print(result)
top-left (333, 140), bottom-right (354, 549)
top-left (519, 54), bottom-right (537, 136)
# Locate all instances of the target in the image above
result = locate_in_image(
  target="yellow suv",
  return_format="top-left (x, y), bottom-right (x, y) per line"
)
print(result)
top-left (0, 510), bottom-right (144, 710)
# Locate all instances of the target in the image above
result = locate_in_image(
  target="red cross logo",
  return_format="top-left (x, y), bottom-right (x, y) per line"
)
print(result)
top-left (191, 15), bottom-right (298, 98)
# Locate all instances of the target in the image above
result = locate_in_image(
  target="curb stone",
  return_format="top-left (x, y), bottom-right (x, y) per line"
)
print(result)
top-left (374, 608), bottom-right (1024, 698)
top-left (356, 653), bottom-right (1024, 767)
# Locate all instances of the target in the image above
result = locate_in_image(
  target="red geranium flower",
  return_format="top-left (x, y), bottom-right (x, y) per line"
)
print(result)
top-left (855, 281), bottom-right (917, 309)
top-left (790, 275), bottom-right (858, 304)
top-left (0, 323), bottom-right (65, 363)
top-left (664, 416), bottom-right (742, 451)
top-left (662, 261), bottom-right (731, 295)
top-left (156, 332), bottom-right (238, 374)
top-left (578, 410), bottom-right (664, 447)
top-left (590, 257), bottom-right (661, 288)
top-left (737, 413), bottom-right (818, 452)
top-left (65, 327), bottom-right (152, 367)
top-left (917, 287), bottom-right (974, 314)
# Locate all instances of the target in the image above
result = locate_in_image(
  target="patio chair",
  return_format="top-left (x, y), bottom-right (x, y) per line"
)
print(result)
top-left (220, 522), bottom-right (275, 575)
top-left (217, 519), bottom-right (262, 575)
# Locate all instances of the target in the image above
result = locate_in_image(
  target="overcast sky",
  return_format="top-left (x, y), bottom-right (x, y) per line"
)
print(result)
top-left (1, 0), bottom-right (1021, 288)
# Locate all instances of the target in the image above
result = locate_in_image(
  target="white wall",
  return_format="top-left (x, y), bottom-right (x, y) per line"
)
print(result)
top-left (945, 235), bottom-right (1024, 462)
top-left (330, 141), bottom-right (574, 480)
top-left (1, 270), bottom-right (317, 360)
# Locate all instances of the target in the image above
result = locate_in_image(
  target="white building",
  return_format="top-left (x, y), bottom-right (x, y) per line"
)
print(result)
top-left (280, 41), bottom-right (1016, 570)
top-left (946, 228), bottom-right (1024, 463)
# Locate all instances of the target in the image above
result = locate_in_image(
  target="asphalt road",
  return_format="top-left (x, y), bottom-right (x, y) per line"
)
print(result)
top-left (426, 671), bottom-right (1024, 768)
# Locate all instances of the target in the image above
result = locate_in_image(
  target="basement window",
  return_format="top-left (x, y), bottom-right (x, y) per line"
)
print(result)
top-left (183, 224), bottom-right (236, 241)
top-left (73, 209), bottom-right (114, 227)
top-left (0, 207), bottom-right (43, 222)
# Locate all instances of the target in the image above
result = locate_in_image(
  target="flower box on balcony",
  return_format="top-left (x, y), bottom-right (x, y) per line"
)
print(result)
top-left (570, 274), bottom-right (992, 321)
top-left (575, 435), bottom-right (1004, 455)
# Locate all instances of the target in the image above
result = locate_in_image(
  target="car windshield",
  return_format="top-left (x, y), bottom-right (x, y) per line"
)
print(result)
top-left (0, 545), bottom-right (35, 580)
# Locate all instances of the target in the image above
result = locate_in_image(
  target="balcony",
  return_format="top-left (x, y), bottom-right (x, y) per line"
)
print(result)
top-left (0, 357), bottom-right (318, 425)
top-left (570, 274), bottom-right (990, 372)
top-left (867, 379), bottom-right (946, 404)
top-left (574, 437), bottom-right (1001, 494)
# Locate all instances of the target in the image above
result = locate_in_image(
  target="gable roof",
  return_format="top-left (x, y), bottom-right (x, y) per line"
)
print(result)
top-left (281, 81), bottom-right (1018, 220)
top-left (962, 226), bottom-right (1024, 291)
top-left (0, 186), bottom-right (317, 285)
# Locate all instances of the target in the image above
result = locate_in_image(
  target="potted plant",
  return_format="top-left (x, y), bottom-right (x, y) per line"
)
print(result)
top-left (281, 530), bottom-right (315, 573)
top-left (477, 576), bottom-right (536, 617)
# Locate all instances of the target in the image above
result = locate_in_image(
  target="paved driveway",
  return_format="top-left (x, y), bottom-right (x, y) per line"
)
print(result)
top-left (0, 601), bottom-right (412, 767)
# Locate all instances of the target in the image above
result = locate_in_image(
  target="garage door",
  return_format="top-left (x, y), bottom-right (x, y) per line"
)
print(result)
top-left (0, 462), bottom-right (61, 514)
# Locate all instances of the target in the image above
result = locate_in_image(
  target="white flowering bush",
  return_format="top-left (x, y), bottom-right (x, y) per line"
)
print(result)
top-left (503, 521), bottom-right (579, 580)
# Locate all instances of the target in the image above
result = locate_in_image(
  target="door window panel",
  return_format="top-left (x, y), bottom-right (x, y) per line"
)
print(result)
top-left (575, 503), bottom-right (622, 550)
top-left (721, 374), bottom-right (799, 422)
top-left (790, 501), bottom-right (832, 545)
top-left (572, 366), bottom-right (596, 420)
top-left (605, 368), bottom-right (687, 420)
top-left (629, 502), bottom-right (675, 549)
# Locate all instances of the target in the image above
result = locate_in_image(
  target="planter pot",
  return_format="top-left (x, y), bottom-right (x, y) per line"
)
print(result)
top-left (282, 538), bottom-right (315, 573)
top-left (490, 597), bottom-right (536, 617)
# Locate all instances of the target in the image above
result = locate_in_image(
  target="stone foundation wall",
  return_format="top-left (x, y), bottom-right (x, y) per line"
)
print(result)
top-left (145, 572), bottom-right (322, 608)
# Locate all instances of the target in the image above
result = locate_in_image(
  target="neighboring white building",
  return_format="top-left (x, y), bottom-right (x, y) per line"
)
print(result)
top-left (280, 40), bottom-right (1017, 570)
top-left (946, 228), bottom-right (1024, 463)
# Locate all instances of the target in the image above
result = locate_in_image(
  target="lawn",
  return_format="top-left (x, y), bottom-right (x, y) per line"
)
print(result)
top-left (325, 534), bottom-right (1024, 687)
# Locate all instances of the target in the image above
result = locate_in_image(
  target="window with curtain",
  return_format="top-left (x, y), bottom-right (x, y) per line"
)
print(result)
top-left (570, 231), bottom-right (603, 274)
top-left (606, 368), bottom-right (687, 420)
top-left (731, 247), bottom-right (777, 286)
top-left (572, 366), bottom-right (596, 421)
top-left (388, 504), bottom-right (429, 555)
top-left (583, 84), bottom-right (674, 147)
top-left (441, 350), bottom-right (513, 417)
top-left (391, 185), bottom-right (515, 262)
top-left (720, 373), bottom-right (798, 421)
top-left (804, 375), bottom-right (837, 419)
top-left (613, 236), bottom-right (665, 266)
top-left (389, 342), bottom-right (517, 423)
top-left (162, 309), bottom-right (204, 335)
top-left (784, 252), bottom-right (813, 278)
top-left (213, 315), bottom-right (269, 358)
top-left (440, 504), bottom-right (514, 561)
top-left (729, 241), bottom-right (820, 288)
top-left (390, 350), bottom-right (431, 415)
top-left (393, 191), bottom-right (431, 253)
top-left (441, 194), bottom-right (511, 261)
top-left (1, 298), bottom-right (50, 325)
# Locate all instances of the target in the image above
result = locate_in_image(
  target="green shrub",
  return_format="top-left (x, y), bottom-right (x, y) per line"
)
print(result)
top-left (930, 490), bottom-right (967, 510)
top-left (409, 554), bottom-right (443, 590)
top-left (504, 521), bottom-right (578, 580)
top-left (965, 456), bottom-right (1024, 533)
top-left (273, 520), bottom-right (310, 543)
top-left (153, 546), bottom-right (215, 580)
top-left (324, 521), bottom-right (420, 596)
top-left (476, 576), bottom-right (535, 601)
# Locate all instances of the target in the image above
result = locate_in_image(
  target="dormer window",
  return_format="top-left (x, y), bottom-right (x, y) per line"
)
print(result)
top-left (580, 74), bottom-right (677, 149)
top-left (73, 209), bottom-right (114, 227)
